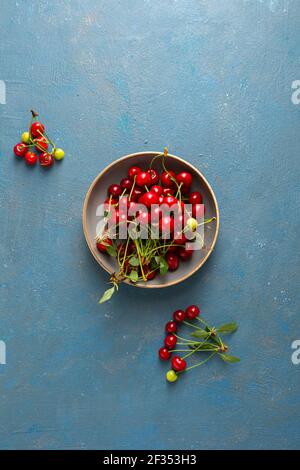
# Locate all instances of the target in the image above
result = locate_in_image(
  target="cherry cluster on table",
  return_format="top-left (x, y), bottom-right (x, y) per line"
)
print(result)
top-left (13, 113), bottom-right (64, 168)
top-left (159, 305), bottom-right (200, 382)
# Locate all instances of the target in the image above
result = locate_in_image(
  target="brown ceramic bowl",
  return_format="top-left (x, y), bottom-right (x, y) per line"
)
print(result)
top-left (82, 151), bottom-right (219, 288)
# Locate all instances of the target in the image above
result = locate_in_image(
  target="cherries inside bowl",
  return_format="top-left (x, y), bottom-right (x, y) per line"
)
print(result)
top-left (83, 151), bottom-right (219, 289)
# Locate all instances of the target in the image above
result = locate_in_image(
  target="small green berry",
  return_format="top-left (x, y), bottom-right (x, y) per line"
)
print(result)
top-left (186, 217), bottom-right (198, 232)
top-left (21, 132), bottom-right (31, 144)
top-left (54, 148), bottom-right (65, 160)
top-left (166, 370), bottom-right (178, 383)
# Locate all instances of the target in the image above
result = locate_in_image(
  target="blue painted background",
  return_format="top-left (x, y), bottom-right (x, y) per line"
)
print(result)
top-left (0, 0), bottom-right (299, 450)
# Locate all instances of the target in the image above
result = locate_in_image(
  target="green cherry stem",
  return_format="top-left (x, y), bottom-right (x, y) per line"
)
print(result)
top-left (179, 352), bottom-right (217, 373)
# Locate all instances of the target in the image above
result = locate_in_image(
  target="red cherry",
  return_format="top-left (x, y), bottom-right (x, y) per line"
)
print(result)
top-left (162, 187), bottom-right (175, 196)
top-left (39, 152), bottom-right (54, 167)
top-left (136, 171), bottom-right (152, 187)
top-left (192, 204), bottom-right (206, 219)
top-left (144, 265), bottom-right (156, 280)
top-left (108, 184), bottom-right (122, 197)
top-left (173, 232), bottom-right (187, 245)
top-left (167, 245), bottom-right (178, 253)
top-left (130, 188), bottom-right (144, 202)
top-left (185, 305), bottom-right (200, 319)
top-left (177, 171), bottom-right (192, 187)
top-left (24, 151), bottom-right (38, 165)
top-left (163, 195), bottom-right (178, 207)
top-left (166, 252), bottom-right (179, 271)
top-left (164, 334), bottom-right (177, 349)
top-left (96, 238), bottom-right (112, 253)
top-left (189, 191), bottom-right (202, 205)
top-left (147, 169), bottom-right (159, 185)
top-left (161, 170), bottom-right (176, 187)
top-left (128, 166), bottom-right (142, 180)
top-left (173, 309), bottom-right (186, 322)
top-left (165, 321), bottom-right (177, 333)
top-left (30, 121), bottom-right (45, 138)
top-left (120, 177), bottom-right (133, 191)
top-left (13, 143), bottom-right (28, 157)
top-left (158, 195), bottom-right (164, 204)
top-left (172, 355), bottom-right (187, 372)
top-left (34, 136), bottom-right (48, 152)
top-left (178, 248), bottom-right (193, 261)
top-left (104, 197), bottom-right (118, 206)
top-left (141, 191), bottom-right (160, 208)
top-left (150, 185), bottom-right (163, 196)
top-left (159, 215), bottom-right (174, 236)
top-left (159, 347), bottom-right (171, 360)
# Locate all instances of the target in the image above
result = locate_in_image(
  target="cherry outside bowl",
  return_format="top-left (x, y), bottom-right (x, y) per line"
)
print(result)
top-left (82, 151), bottom-right (219, 288)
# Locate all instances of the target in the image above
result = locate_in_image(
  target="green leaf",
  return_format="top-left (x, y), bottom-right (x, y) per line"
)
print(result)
top-left (191, 330), bottom-right (211, 339)
top-left (218, 353), bottom-right (240, 363)
top-left (106, 245), bottom-right (117, 257)
top-left (128, 270), bottom-right (138, 283)
top-left (159, 257), bottom-right (169, 275)
top-left (99, 286), bottom-right (115, 304)
top-left (129, 256), bottom-right (140, 267)
top-left (217, 323), bottom-right (238, 334)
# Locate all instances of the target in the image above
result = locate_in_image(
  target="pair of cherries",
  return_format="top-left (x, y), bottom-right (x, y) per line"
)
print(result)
top-left (159, 305), bottom-right (200, 374)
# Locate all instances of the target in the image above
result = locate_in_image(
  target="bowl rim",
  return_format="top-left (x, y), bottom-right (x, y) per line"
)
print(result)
top-left (82, 151), bottom-right (220, 288)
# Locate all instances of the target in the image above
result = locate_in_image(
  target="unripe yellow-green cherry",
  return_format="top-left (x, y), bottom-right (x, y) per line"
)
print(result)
top-left (166, 370), bottom-right (178, 383)
top-left (186, 217), bottom-right (197, 231)
top-left (53, 148), bottom-right (65, 160)
top-left (21, 132), bottom-right (31, 143)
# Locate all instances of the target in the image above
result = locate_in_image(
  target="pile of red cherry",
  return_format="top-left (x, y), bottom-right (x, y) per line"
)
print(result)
top-left (13, 111), bottom-right (64, 168)
top-left (98, 160), bottom-right (205, 275)
top-left (159, 305), bottom-right (200, 382)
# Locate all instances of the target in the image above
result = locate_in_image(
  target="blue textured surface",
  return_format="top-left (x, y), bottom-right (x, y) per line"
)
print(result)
top-left (0, 0), bottom-right (299, 450)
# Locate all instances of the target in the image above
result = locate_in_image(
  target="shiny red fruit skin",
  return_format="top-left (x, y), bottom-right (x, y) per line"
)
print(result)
top-left (96, 238), bottom-right (112, 253)
top-left (173, 309), bottom-right (186, 322)
top-left (141, 191), bottom-right (160, 208)
top-left (172, 355), bottom-right (187, 372)
top-left (34, 136), bottom-right (48, 152)
top-left (14, 143), bottom-right (28, 157)
top-left (189, 191), bottom-right (203, 205)
top-left (130, 188), bottom-right (143, 202)
top-left (164, 334), bottom-right (177, 349)
top-left (162, 187), bottom-right (175, 196)
top-left (120, 177), bottom-right (133, 191)
top-left (108, 184), bottom-right (122, 197)
top-left (166, 252), bottom-right (179, 271)
top-left (159, 347), bottom-right (171, 360)
top-left (39, 152), bottom-right (54, 167)
top-left (136, 171), bottom-right (152, 187)
top-left (173, 232), bottom-right (187, 245)
top-left (147, 168), bottom-right (159, 185)
top-left (165, 321), bottom-right (177, 333)
top-left (158, 195), bottom-right (164, 204)
top-left (30, 121), bottom-right (45, 138)
top-left (185, 305), bottom-right (200, 319)
top-left (176, 171), bottom-right (192, 187)
top-left (128, 166), bottom-right (142, 180)
top-left (144, 265), bottom-right (156, 280)
top-left (163, 196), bottom-right (178, 207)
top-left (178, 248), bottom-right (193, 261)
top-left (24, 151), bottom-right (38, 165)
top-left (161, 170), bottom-right (176, 187)
top-left (150, 185), bottom-right (163, 196)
